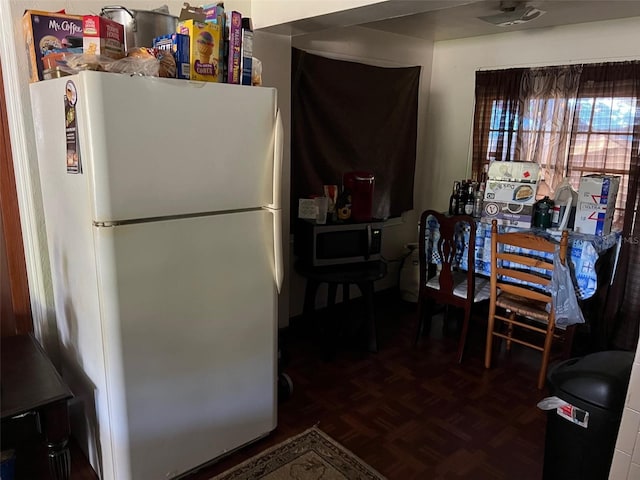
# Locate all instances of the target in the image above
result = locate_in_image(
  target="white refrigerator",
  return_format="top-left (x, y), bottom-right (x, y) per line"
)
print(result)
top-left (30, 71), bottom-right (284, 480)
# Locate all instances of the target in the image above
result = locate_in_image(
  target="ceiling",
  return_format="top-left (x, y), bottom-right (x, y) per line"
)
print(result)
top-left (362, 0), bottom-right (640, 41)
top-left (261, 0), bottom-right (640, 42)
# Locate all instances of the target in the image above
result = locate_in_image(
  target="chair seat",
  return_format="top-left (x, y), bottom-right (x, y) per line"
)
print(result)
top-left (496, 292), bottom-right (549, 322)
top-left (426, 272), bottom-right (491, 302)
top-left (496, 292), bottom-right (571, 331)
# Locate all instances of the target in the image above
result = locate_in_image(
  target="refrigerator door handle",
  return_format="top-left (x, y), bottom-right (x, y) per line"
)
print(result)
top-left (268, 208), bottom-right (284, 293)
top-left (268, 110), bottom-right (283, 210)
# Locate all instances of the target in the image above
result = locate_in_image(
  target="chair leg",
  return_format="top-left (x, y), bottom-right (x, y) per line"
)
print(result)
top-left (321, 283), bottom-right (339, 361)
top-left (561, 325), bottom-right (576, 359)
top-left (538, 324), bottom-right (556, 390)
top-left (415, 297), bottom-right (434, 345)
top-left (442, 305), bottom-right (451, 335)
top-left (485, 300), bottom-right (497, 369)
top-left (302, 279), bottom-right (320, 333)
top-left (506, 314), bottom-right (515, 352)
top-left (457, 306), bottom-right (472, 364)
top-left (357, 281), bottom-right (378, 353)
top-left (415, 297), bottom-right (425, 345)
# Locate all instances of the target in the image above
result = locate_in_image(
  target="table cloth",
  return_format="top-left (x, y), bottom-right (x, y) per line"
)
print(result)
top-left (423, 216), bottom-right (620, 300)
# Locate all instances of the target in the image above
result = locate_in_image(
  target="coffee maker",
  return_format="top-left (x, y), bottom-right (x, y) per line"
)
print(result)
top-left (343, 171), bottom-right (375, 222)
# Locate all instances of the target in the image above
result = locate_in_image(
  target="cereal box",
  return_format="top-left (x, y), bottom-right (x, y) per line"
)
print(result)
top-left (177, 19), bottom-right (222, 82)
top-left (574, 174), bottom-right (620, 235)
top-left (82, 15), bottom-right (124, 59)
top-left (154, 33), bottom-right (190, 80)
top-left (23, 10), bottom-right (83, 83)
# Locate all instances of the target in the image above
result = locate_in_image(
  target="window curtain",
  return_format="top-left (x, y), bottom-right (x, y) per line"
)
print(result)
top-left (517, 65), bottom-right (582, 189)
top-left (471, 68), bottom-right (524, 177)
top-left (573, 62), bottom-right (640, 350)
top-left (290, 48), bottom-right (420, 224)
top-left (570, 62), bottom-right (640, 228)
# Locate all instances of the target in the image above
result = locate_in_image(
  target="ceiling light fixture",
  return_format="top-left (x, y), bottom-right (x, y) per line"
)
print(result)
top-left (478, 1), bottom-right (546, 27)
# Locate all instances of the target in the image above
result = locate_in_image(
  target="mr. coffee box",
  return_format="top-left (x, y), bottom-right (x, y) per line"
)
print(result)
top-left (82, 15), bottom-right (124, 59)
top-left (23, 10), bottom-right (83, 82)
top-left (574, 174), bottom-right (620, 235)
top-left (481, 161), bottom-right (540, 228)
top-left (154, 33), bottom-right (190, 79)
top-left (177, 19), bottom-right (222, 82)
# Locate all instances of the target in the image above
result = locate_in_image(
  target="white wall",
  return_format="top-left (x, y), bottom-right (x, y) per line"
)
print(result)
top-left (288, 25), bottom-right (434, 316)
top-left (425, 17), bottom-right (640, 480)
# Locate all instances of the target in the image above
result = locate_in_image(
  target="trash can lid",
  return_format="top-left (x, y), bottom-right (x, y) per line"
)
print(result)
top-left (547, 351), bottom-right (635, 410)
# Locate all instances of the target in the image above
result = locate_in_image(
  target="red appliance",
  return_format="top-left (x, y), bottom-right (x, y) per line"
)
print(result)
top-left (343, 171), bottom-right (375, 222)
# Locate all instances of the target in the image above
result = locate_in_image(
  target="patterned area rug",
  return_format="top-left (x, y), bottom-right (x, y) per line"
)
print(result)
top-left (209, 427), bottom-right (386, 480)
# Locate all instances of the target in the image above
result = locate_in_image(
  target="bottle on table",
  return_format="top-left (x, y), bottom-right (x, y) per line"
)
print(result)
top-left (456, 181), bottom-right (467, 215)
top-left (479, 164), bottom-right (488, 189)
top-left (449, 181), bottom-right (460, 215)
top-left (473, 188), bottom-right (484, 218)
top-left (464, 184), bottom-right (475, 215)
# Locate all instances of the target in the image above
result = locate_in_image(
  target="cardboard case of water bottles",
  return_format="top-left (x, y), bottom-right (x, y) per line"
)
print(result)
top-left (481, 161), bottom-right (540, 228)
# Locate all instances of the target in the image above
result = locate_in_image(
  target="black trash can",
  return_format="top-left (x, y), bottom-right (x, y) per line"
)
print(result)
top-left (542, 350), bottom-right (634, 480)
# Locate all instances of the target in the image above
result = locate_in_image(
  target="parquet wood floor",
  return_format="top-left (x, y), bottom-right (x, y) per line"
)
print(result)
top-left (65, 289), bottom-right (554, 479)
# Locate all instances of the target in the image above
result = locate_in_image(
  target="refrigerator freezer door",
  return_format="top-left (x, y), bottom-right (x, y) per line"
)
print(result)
top-left (268, 109), bottom-right (283, 211)
top-left (30, 71), bottom-right (278, 223)
top-left (94, 210), bottom-right (277, 480)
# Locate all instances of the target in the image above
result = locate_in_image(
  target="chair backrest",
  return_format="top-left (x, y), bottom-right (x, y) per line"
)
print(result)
top-left (419, 210), bottom-right (476, 302)
top-left (490, 219), bottom-right (568, 306)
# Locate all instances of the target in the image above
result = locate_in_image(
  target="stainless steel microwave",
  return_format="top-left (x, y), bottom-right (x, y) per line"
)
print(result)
top-left (294, 220), bottom-right (384, 267)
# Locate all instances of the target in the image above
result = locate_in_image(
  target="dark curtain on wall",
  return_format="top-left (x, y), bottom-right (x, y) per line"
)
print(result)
top-left (291, 48), bottom-right (420, 224)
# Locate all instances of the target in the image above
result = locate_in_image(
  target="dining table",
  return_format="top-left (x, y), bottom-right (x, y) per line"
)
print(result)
top-left (424, 216), bottom-right (620, 301)
top-left (423, 215), bottom-right (621, 351)
top-left (474, 221), bottom-right (620, 300)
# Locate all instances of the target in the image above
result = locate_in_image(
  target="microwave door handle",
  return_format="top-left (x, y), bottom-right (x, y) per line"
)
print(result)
top-left (365, 224), bottom-right (372, 260)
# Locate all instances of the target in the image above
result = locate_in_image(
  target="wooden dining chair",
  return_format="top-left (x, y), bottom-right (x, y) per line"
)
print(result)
top-left (484, 219), bottom-right (576, 390)
top-left (415, 210), bottom-right (490, 363)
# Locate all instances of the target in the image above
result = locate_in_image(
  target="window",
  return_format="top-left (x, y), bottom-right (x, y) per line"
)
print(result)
top-left (568, 95), bottom-right (637, 225)
top-left (473, 62), bottom-right (640, 230)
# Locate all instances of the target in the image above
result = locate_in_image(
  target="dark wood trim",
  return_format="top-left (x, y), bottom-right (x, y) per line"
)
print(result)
top-left (0, 58), bottom-right (32, 335)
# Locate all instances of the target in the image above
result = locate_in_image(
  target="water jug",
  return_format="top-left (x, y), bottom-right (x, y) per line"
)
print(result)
top-left (551, 178), bottom-right (578, 231)
top-left (533, 196), bottom-right (554, 228)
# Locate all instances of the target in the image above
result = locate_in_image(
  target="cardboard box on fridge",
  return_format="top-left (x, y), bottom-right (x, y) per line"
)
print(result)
top-left (154, 33), bottom-right (190, 79)
top-left (177, 19), bottom-right (222, 82)
top-left (82, 15), bottom-right (124, 59)
top-left (481, 161), bottom-right (540, 228)
top-left (574, 174), bottom-right (620, 235)
top-left (23, 10), bottom-right (83, 83)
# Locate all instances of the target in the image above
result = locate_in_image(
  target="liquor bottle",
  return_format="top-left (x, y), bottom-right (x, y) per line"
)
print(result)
top-left (473, 188), bottom-right (484, 218)
top-left (464, 184), bottom-right (475, 215)
top-left (456, 181), bottom-right (467, 215)
top-left (480, 164), bottom-right (489, 188)
top-left (449, 181), bottom-right (460, 215)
